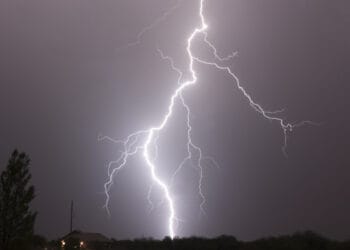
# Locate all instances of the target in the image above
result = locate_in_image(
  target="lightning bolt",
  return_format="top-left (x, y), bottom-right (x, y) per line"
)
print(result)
top-left (100, 0), bottom-right (316, 239)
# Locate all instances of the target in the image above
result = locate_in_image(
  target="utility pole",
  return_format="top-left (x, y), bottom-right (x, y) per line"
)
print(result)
top-left (70, 200), bottom-right (73, 233)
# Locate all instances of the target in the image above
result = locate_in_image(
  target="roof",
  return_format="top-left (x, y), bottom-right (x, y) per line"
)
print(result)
top-left (62, 230), bottom-right (111, 242)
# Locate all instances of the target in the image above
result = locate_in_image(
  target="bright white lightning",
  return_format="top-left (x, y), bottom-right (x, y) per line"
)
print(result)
top-left (101, 0), bottom-right (315, 239)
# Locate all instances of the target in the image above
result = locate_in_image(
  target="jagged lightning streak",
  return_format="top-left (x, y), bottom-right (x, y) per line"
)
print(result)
top-left (117, 0), bottom-right (182, 52)
top-left (101, 0), bottom-right (315, 239)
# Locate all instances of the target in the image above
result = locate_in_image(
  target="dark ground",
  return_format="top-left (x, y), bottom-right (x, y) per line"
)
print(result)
top-left (42, 231), bottom-right (350, 250)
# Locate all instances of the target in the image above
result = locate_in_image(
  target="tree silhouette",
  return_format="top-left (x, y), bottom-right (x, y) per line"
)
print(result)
top-left (0, 150), bottom-right (37, 250)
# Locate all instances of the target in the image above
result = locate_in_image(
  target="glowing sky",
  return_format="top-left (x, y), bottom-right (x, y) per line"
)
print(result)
top-left (1, 0), bottom-right (350, 241)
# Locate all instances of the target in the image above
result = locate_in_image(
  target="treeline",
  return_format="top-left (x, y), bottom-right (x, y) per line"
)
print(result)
top-left (104, 231), bottom-right (349, 250)
top-left (27, 231), bottom-right (350, 250)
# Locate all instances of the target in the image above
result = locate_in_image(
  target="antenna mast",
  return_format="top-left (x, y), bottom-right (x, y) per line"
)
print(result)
top-left (70, 200), bottom-right (73, 233)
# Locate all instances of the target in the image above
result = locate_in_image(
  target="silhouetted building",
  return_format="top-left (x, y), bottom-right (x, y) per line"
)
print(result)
top-left (60, 230), bottom-right (111, 249)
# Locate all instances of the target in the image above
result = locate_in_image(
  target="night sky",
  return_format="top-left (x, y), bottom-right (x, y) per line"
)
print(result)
top-left (1, 0), bottom-right (350, 241)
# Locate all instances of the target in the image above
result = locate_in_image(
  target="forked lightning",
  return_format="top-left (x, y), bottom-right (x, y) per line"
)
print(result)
top-left (100, 0), bottom-right (314, 239)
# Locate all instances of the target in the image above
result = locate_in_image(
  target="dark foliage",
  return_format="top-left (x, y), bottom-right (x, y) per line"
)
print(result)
top-left (104, 232), bottom-right (348, 250)
top-left (110, 235), bottom-right (239, 250)
top-left (43, 231), bottom-right (350, 250)
top-left (0, 150), bottom-right (37, 250)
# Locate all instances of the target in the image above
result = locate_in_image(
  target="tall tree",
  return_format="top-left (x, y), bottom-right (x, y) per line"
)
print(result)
top-left (0, 150), bottom-right (37, 250)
